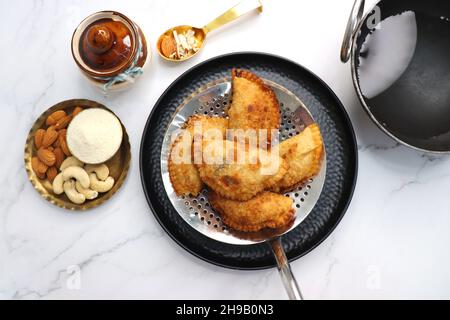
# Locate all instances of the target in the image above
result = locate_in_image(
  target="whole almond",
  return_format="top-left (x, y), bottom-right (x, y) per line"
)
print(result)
top-left (31, 157), bottom-right (39, 173)
top-left (59, 132), bottom-right (71, 156)
top-left (54, 147), bottom-right (64, 168)
top-left (72, 106), bottom-right (83, 117)
top-left (37, 148), bottom-right (56, 167)
top-left (46, 110), bottom-right (67, 126)
top-left (46, 166), bottom-right (58, 182)
top-left (42, 126), bottom-right (59, 148)
top-left (55, 115), bottom-right (72, 130)
top-left (32, 156), bottom-right (48, 175)
top-left (34, 129), bottom-right (46, 149)
top-left (53, 137), bottom-right (60, 148)
top-left (36, 170), bottom-right (46, 179)
top-left (58, 128), bottom-right (67, 147)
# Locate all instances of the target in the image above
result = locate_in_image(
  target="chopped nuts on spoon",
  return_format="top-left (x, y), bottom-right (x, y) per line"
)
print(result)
top-left (161, 29), bottom-right (200, 60)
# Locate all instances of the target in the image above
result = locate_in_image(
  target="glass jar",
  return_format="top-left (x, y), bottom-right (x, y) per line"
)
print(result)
top-left (71, 11), bottom-right (149, 93)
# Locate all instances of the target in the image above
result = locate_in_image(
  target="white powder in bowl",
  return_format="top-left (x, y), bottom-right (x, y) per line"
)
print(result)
top-left (67, 108), bottom-right (123, 164)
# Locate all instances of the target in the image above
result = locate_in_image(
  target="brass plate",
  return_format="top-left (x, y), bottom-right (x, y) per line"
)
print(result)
top-left (24, 99), bottom-right (131, 211)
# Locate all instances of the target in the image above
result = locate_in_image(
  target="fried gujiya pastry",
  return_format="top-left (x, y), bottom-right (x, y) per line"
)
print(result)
top-left (228, 69), bottom-right (280, 146)
top-left (209, 191), bottom-right (295, 232)
top-left (196, 139), bottom-right (288, 201)
top-left (169, 115), bottom-right (228, 196)
top-left (271, 123), bottom-right (324, 193)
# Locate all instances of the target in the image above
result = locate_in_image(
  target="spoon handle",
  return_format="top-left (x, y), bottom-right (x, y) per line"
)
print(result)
top-left (203, 0), bottom-right (263, 34)
top-left (269, 238), bottom-right (304, 300)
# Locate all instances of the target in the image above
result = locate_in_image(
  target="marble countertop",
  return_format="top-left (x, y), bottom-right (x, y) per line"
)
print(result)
top-left (1, 0), bottom-right (450, 300)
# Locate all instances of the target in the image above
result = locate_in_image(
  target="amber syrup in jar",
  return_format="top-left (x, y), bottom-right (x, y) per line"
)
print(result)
top-left (72, 11), bottom-right (149, 92)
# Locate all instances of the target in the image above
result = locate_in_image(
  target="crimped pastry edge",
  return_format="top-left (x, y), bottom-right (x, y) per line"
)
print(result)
top-left (209, 191), bottom-right (295, 232)
top-left (230, 68), bottom-right (281, 131)
top-left (168, 118), bottom-right (201, 196)
top-left (273, 124), bottom-right (324, 193)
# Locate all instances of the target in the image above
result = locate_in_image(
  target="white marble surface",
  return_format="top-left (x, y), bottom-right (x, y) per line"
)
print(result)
top-left (1, 0), bottom-right (450, 300)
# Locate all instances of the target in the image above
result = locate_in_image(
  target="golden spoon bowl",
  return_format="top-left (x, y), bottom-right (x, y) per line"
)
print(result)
top-left (157, 25), bottom-right (206, 62)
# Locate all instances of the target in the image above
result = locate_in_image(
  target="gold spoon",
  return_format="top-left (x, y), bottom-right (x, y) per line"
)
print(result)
top-left (157, 0), bottom-right (263, 62)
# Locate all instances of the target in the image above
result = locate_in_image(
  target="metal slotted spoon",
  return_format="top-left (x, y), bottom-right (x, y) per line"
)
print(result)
top-left (160, 78), bottom-right (326, 300)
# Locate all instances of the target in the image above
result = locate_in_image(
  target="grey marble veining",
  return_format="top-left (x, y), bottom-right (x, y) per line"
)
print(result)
top-left (0, 0), bottom-right (449, 300)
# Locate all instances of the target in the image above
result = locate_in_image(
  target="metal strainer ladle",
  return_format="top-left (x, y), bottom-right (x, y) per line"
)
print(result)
top-left (161, 79), bottom-right (326, 300)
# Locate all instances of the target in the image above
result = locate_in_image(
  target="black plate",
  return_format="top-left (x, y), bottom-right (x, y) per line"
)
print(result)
top-left (139, 52), bottom-right (358, 270)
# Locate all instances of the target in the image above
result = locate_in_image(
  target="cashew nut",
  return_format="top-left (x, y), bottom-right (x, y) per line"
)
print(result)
top-left (89, 173), bottom-right (114, 193)
top-left (62, 166), bottom-right (90, 189)
top-left (75, 181), bottom-right (98, 200)
top-left (84, 163), bottom-right (109, 181)
top-left (60, 156), bottom-right (84, 171)
top-left (52, 173), bottom-right (64, 195)
top-left (63, 180), bottom-right (86, 204)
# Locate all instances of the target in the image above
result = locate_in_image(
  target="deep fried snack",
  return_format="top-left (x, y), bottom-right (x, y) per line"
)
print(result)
top-left (187, 115), bottom-right (229, 141)
top-left (228, 69), bottom-right (280, 146)
top-left (271, 123), bottom-right (324, 192)
top-left (209, 191), bottom-right (295, 232)
top-left (196, 139), bottom-right (288, 201)
top-left (169, 115), bottom-right (228, 196)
